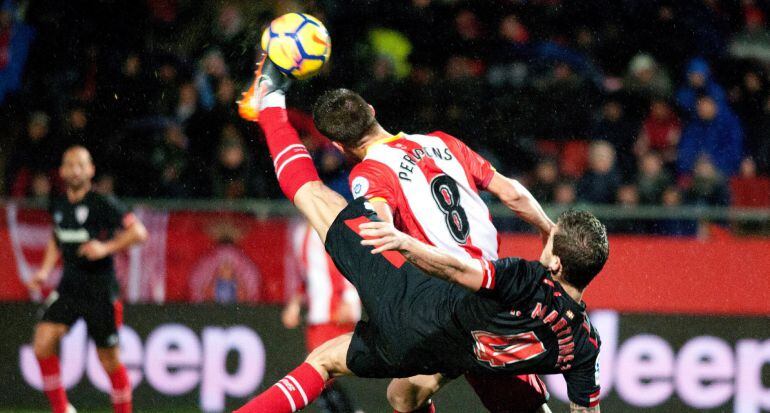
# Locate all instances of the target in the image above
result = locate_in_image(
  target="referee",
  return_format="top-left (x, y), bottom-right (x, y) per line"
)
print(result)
top-left (28, 146), bottom-right (147, 413)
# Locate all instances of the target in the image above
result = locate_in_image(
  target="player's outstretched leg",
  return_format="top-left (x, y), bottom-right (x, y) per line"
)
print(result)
top-left (33, 322), bottom-right (73, 413)
top-left (238, 54), bottom-right (345, 240)
top-left (237, 53), bottom-right (319, 203)
top-left (96, 347), bottom-right (132, 413)
top-left (235, 333), bottom-right (354, 413)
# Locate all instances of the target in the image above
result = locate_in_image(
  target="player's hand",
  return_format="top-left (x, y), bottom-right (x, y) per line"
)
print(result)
top-left (358, 222), bottom-right (409, 254)
top-left (281, 302), bottom-right (301, 329)
top-left (78, 240), bottom-right (110, 261)
top-left (27, 269), bottom-right (49, 291)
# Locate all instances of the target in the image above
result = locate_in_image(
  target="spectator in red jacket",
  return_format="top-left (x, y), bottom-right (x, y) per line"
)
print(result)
top-left (635, 99), bottom-right (681, 164)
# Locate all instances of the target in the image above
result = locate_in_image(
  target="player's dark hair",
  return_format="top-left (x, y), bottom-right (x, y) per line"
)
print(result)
top-left (313, 88), bottom-right (377, 148)
top-left (553, 210), bottom-right (609, 290)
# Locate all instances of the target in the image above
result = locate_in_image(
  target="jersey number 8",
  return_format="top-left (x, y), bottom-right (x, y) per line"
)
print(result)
top-left (430, 175), bottom-right (470, 244)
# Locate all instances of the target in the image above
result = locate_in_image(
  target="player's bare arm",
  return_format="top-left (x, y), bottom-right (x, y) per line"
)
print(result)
top-left (570, 402), bottom-right (600, 412)
top-left (78, 219), bottom-right (148, 261)
top-left (28, 236), bottom-right (60, 290)
top-left (486, 172), bottom-right (555, 243)
top-left (359, 221), bottom-right (484, 291)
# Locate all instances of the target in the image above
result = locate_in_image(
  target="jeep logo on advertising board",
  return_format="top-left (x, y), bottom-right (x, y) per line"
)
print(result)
top-left (18, 321), bottom-right (265, 412)
top-left (9, 306), bottom-right (770, 412)
top-left (544, 311), bottom-right (770, 413)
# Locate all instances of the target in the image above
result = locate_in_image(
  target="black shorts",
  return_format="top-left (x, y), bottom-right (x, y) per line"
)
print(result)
top-left (40, 290), bottom-right (123, 348)
top-left (325, 198), bottom-right (473, 379)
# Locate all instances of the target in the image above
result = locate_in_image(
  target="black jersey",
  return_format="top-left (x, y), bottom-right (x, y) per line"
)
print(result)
top-left (324, 198), bottom-right (602, 408)
top-left (49, 191), bottom-right (130, 297)
top-left (458, 258), bottom-right (602, 407)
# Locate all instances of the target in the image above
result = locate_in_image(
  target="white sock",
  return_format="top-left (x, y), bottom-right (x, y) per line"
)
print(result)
top-left (261, 91), bottom-right (286, 110)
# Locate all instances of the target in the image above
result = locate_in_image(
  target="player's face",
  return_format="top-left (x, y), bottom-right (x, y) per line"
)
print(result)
top-left (60, 149), bottom-right (95, 189)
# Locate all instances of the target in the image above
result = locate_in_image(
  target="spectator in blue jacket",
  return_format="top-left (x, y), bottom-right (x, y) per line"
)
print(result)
top-left (678, 96), bottom-right (743, 177)
top-left (0, 0), bottom-right (35, 105)
top-left (675, 57), bottom-right (728, 117)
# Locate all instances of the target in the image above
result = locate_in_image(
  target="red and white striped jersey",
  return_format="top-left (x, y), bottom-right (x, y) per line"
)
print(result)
top-left (349, 131), bottom-right (499, 260)
top-left (290, 222), bottom-right (361, 325)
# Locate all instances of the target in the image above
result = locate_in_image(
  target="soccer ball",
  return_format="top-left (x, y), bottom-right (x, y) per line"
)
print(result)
top-left (260, 13), bottom-right (331, 80)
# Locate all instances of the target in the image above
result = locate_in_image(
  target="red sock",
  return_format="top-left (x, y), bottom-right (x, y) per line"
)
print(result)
top-left (395, 400), bottom-right (436, 413)
top-left (108, 364), bottom-right (132, 413)
top-left (235, 363), bottom-right (326, 413)
top-left (260, 107), bottom-right (320, 201)
top-left (37, 355), bottom-right (68, 413)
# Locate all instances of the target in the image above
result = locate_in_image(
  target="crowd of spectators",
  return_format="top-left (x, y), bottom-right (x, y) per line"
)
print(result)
top-left (2, 0), bottom-right (770, 232)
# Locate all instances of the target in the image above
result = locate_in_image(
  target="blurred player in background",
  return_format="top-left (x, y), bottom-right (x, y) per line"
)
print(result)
top-left (312, 88), bottom-right (556, 412)
top-left (283, 220), bottom-right (361, 413)
top-left (27, 146), bottom-right (148, 413)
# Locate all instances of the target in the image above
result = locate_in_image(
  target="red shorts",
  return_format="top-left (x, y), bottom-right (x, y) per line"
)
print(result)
top-left (465, 372), bottom-right (549, 413)
top-left (305, 322), bottom-right (356, 352)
